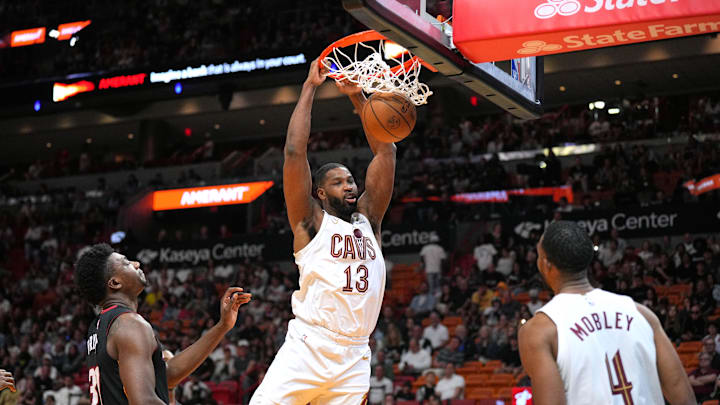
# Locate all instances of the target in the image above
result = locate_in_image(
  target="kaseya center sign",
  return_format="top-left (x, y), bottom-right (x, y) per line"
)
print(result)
top-left (454, 0), bottom-right (720, 62)
top-left (152, 181), bottom-right (273, 211)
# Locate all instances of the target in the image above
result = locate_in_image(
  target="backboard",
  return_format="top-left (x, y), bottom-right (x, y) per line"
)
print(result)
top-left (343, 0), bottom-right (544, 119)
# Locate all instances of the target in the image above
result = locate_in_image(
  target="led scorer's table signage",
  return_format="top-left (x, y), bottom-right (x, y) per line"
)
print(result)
top-left (152, 181), bottom-right (274, 211)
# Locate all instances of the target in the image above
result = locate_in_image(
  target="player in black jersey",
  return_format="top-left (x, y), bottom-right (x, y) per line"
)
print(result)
top-left (75, 243), bottom-right (251, 405)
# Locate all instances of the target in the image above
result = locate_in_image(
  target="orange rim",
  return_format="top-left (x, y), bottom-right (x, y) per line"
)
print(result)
top-left (319, 29), bottom-right (438, 78)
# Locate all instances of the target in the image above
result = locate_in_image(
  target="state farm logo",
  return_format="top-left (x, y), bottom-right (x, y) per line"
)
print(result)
top-left (517, 40), bottom-right (563, 55)
top-left (534, 0), bottom-right (681, 20)
top-left (535, 0), bottom-right (581, 19)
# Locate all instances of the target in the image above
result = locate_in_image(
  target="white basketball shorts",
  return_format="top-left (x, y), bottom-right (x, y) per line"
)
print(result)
top-left (249, 318), bottom-right (371, 405)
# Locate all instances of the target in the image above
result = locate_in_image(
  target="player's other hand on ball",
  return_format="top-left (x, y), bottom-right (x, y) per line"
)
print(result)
top-left (335, 78), bottom-right (362, 96)
top-left (305, 58), bottom-right (328, 88)
top-left (218, 287), bottom-right (252, 332)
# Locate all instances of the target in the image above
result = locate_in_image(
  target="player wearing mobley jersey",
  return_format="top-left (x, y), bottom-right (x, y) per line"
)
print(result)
top-left (519, 221), bottom-right (696, 405)
top-left (250, 59), bottom-right (396, 405)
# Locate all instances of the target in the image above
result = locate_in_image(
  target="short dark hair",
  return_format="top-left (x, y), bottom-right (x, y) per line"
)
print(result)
top-left (542, 221), bottom-right (594, 275)
top-left (312, 162), bottom-right (348, 195)
top-left (75, 243), bottom-right (115, 305)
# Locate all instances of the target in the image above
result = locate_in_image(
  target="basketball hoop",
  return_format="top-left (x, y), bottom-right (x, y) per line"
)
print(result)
top-left (319, 30), bottom-right (436, 106)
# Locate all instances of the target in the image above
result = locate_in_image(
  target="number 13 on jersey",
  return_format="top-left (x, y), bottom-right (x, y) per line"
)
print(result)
top-left (342, 265), bottom-right (369, 293)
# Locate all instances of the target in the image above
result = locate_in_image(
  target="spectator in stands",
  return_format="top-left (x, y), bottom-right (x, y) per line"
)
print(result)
top-left (415, 371), bottom-right (438, 402)
top-left (383, 324), bottom-right (406, 363)
top-left (598, 239), bottom-right (623, 268)
top-left (394, 381), bottom-right (414, 401)
top-left (689, 352), bottom-right (718, 402)
top-left (420, 234), bottom-right (446, 294)
top-left (525, 288), bottom-right (545, 314)
top-left (684, 304), bottom-right (707, 341)
top-left (212, 346), bottom-right (237, 382)
top-left (410, 282), bottom-right (436, 318)
top-left (368, 365), bottom-right (394, 405)
top-left (42, 375), bottom-right (82, 405)
top-left (474, 238), bottom-right (497, 272)
top-left (384, 393), bottom-right (395, 405)
top-left (496, 248), bottom-right (515, 277)
top-left (372, 350), bottom-right (395, 381)
top-left (434, 363), bottom-right (465, 401)
top-left (398, 338), bottom-right (431, 376)
top-left (409, 324), bottom-right (434, 353)
top-left (703, 336), bottom-right (720, 371)
top-left (706, 323), bottom-right (720, 354)
top-left (181, 373), bottom-right (214, 405)
top-left (422, 311), bottom-right (449, 351)
top-left (433, 336), bottom-right (465, 368)
top-left (479, 263), bottom-right (506, 289)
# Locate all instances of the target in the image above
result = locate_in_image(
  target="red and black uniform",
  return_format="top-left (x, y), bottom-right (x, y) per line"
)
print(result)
top-left (86, 305), bottom-right (169, 405)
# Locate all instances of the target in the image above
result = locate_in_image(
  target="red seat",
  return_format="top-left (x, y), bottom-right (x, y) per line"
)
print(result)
top-left (210, 386), bottom-right (232, 405)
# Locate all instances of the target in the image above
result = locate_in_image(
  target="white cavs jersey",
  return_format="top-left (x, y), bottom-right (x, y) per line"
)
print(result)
top-left (292, 211), bottom-right (386, 338)
top-left (537, 289), bottom-right (664, 405)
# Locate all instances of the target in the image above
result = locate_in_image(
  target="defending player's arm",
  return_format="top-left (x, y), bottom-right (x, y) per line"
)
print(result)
top-left (166, 288), bottom-right (250, 387)
top-left (518, 313), bottom-right (567, 405)
top-left (636, 304), bottom-right (696, 405)
top-left (284, 58), bottom-right (325, 246)
top-left (336, 80), bottom-right (396, 233)
top-left (110, 314), bottom-right (166, 405)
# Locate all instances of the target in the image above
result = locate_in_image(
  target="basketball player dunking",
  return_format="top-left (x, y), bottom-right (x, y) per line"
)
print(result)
top-left (74, 243), bottom-right (251, 405)
top-left (519, 221), bottom-right (696, 405)
top-left (249, 59), bottom-right (396, 404)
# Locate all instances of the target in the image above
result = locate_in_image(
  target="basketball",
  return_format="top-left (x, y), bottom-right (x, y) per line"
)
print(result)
top-left (361, 92), bottom-right (416, 143)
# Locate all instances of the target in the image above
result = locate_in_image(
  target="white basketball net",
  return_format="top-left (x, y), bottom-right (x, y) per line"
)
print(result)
top-left (322, 39), bottom-right (433, 106)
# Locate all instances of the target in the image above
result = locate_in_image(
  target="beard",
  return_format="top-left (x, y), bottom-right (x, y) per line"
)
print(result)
top-left (327, 194), bottom-right (356, 221)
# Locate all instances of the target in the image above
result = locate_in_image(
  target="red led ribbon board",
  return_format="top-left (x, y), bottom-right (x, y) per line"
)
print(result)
top-left (684, 173), bottom-right (720, 196)
top-left (56, 20), bottom-right (91, 40)
top-left (453, 0), bottom-right (720, 63)
top-left (11, 27), bottom-right (46, 47)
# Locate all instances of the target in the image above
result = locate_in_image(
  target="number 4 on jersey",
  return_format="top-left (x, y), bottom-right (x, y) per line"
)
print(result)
top-left (605, 350), bottom-right (634, 405)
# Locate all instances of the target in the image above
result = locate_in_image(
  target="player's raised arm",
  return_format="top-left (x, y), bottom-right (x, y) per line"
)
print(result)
top-left (636, 304), bottom-right (696, 405)
top-left (110, 314), bottom-right (166, 405)
top-left (284, 58), bottom-right (325, 235)
top-left (336, 80), bottom-right (396, 233)
top-left (166, 287), bottom-right (250, 387)
top-left (518, 313), bottom-right (567, 405)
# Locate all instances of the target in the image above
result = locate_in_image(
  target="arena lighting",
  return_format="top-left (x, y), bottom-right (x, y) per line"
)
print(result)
top-left (152, 181), bottom-right (274, 211)
top-left (384, 40), bottom-right (408, 59)
top-left (174, 82), bottom-right (183, 94)
top-left (53, 80), bottom-right (95, 102)
top-left (559, 86), bottom-right (566, 92)
top-left (69, 37), bottom-right (78, 47)
top-left (608, 107), bottom-right (621, 115)
top-left (184, 128), bottom-right (192, 137)
top-left (470, 96), bottom-right (478, 106)
top-left (593, 101), bottom-right (606, 110)
top-left (588, 102), bottom-right (594, 111)
top-left (33, 100), bottom-right (41, 112)
top-left (10, 27), bottom-right (46, 47)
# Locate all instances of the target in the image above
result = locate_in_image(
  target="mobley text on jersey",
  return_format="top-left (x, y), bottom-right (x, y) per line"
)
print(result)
top-left (569, 311), bottom-right (634, 342)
